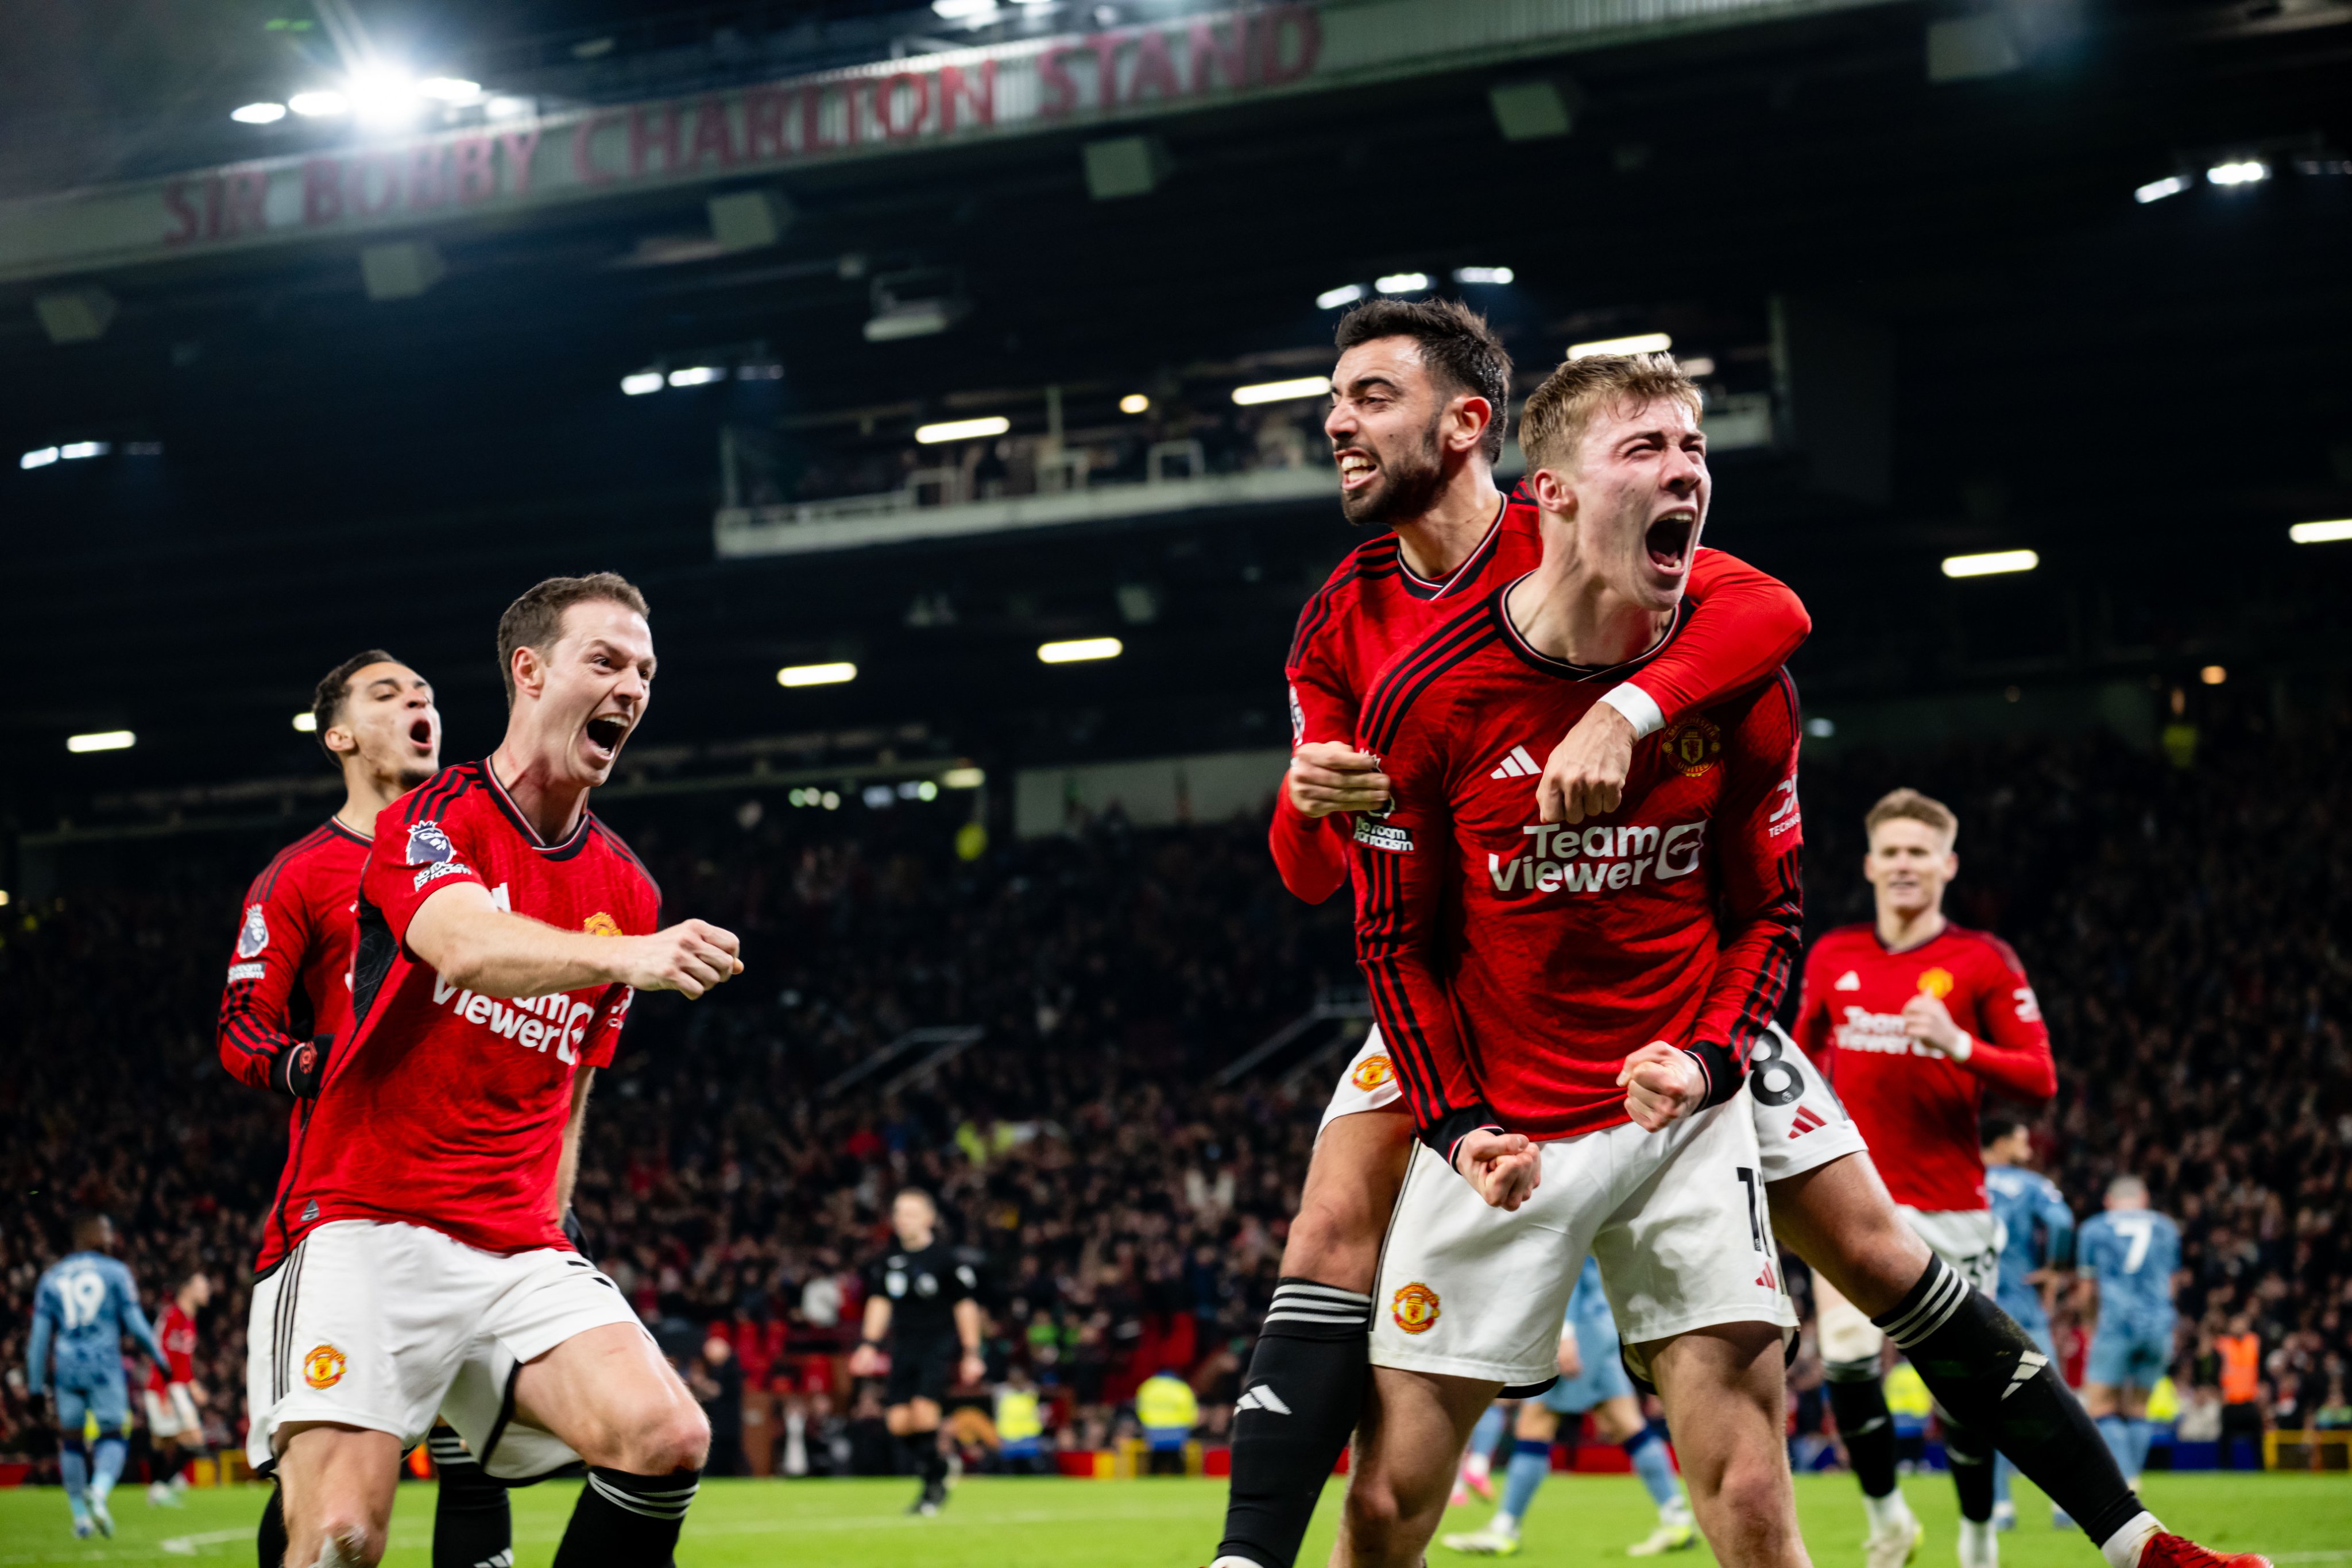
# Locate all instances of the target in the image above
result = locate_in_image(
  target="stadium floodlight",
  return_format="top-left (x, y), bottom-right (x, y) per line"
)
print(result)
top-left (418, 77), bottom-right (482, 104)
top-left (67, 730), bottom-right (136, 753)
top-left (2289, 518), bottom-right (2352, 544)
top-left (1569, 332), bottom-right (1673, 359)
top-left (288, 90), bottom-right (349, 117)
top-left (20, 447), bottom-right (59, 469)
top-left (2200, 665), bottom-right (2227, 686)
top-left (293, 712), bottom-right (318, 732)
top-left (915, 415), bottom-right (1011, 444)
top-left (1232, 375), bottom-right (1331, 406)
top-left (620, 371), bottom-right (663, 396)
top-left (933, 0), bottom-right (999, 16)
top-left (347, 71), bottom-right (422, 125)
top-left (233, 102), bottom-right (288, 125)
top-left (777, 661), bottom-right (856, 687)
top-left (1119, 394), bottom-right (1150, 415)
top-left (1452, 266), bottom-right (1514, 285)
top-left (667, 366), bottom-right (724, 388)
top-left (2135, 175), bottom-right (2189, 204)
top-left (2207, 160), bottom-right (2268, 187)
top-left (942, 766), bottom-right (986, 789)
top-left (1940, 548), bottom-right (2038, 578)
top-left (0, 889), bottom-right (9, 907)
top-left (1805, 717), bottom-right (1835, 738)
top-left (1317, 284), bottom-right (1365, 309)
top-left (1375, 272), bottom-right (1430, 295)
top-left (60, 441), bottom-right (107, 460)
top-left (1038, 637), bottom-right (1122, 664)
top-left (1678, 355), bottom-right (1716, 377)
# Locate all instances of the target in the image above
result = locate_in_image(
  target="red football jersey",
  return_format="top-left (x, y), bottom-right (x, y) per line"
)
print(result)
top-left (217, 820), bottom-right (369, 1091)
top-left (158, 1301), bottom-right (197, 1384)
top-left (1352, 590), bottom-right (1804, 1148)
top-left (1793, 922), bottom-right (2055, 1211)
top-left (258, 761), bottom-right (658, 1269)
top-left (1274, 490), bottom-right (1811, 904)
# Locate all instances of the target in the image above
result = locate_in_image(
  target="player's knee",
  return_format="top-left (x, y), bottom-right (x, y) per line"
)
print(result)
top-left (311, 1508), bottom-right (389, 1567)
top-left (1283, 1185), bottom-right (1384, 1287)
top-left (630, 1401), bottom-right (710, 1476)
top-left (1340, 1471), bottom-right (1417, 1552)
top-left (1706, 1449), bottom-right (1791, 1530)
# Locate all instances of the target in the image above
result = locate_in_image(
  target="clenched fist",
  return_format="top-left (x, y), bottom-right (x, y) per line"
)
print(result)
top-left (1618, 1042), bottom-right (1705, 1131)
top-left (1287, 742), bottom-right (1391, 819)
top-left (1453, 1127), bottom-right (1542, 1211)
top-left (618, 919), bottom-right (744, 998)
top-left (1538, 702), bottom-right (1635, 825)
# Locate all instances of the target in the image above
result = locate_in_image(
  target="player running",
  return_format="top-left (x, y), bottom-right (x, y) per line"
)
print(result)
top-left (1441, 1260), bottom-right (1696, 1559)
top-left (1214, 297), bottom-right (1814, 1568)
top-left (2076, 1177), bottom-right (2181, 1488)
top-left (219, 648), bottom-right (524, 1568)
top-left (243, 572), bottom-right (744, 1568)
top-left (1340, 350), bottom-right (1809, 1568)
top-left (142, 1271), bottom-right (211, 1508)
top-left (26, 1214), bottom-right (172, 1539)
top-left (848, 1188), bottom-right (988, 1516)
top-left (1982, 1115), bottom-right (2075, 1530)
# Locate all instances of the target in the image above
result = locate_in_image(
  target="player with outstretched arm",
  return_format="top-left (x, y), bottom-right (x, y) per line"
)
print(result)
top-left (242, 573), bottom-right (744, 1568)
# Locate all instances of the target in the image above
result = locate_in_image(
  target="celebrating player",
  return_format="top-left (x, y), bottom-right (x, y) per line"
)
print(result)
top-left (1341, 350), bottom-right (1808, 1568)
top-left (848, 1188), bottom-right (988, 1516)
top-left (1982, 1115), bottom-right (2075, 1528)
top-left (1440, 1259), bottom-right (1696, 1559)
top-left (142, 1271), bottom-right (211, 1508)
top-left (2076, 1176), bottom-right (2182, 1487)
top-left (242, 572), bottom-right (744, 1568)
top-left (26, 1214), bottom-right (172, 1539)
top-left (217, 649), bottom-right (524, 1568)
top-left (1214, 298), bottom-right (1815, 1568)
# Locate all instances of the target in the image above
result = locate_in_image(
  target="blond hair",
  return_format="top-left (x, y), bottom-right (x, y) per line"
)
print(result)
top-left (1864, 787), bottom-right (1958, 846)
top-left (1518, 352), bottom-right (1702, 473)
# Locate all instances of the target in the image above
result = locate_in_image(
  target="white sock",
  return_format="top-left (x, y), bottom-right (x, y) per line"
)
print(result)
top-left (1465, 1451), bottom-right (1492, 1482)
top-left (2097, 1511), bottom-right (2163, 1568)
top-left (1210, 1558), bottom-right (1266, 1568)
top-left (1492, 1512), bottom-right (1521, 1538)
top-left (1662, 1496), bottom-right (1694, 1526)
top-left (1959, 1518), bottom-right (1999, 1568)
top-left (1866, 1490), bottom-right (1916, 1535)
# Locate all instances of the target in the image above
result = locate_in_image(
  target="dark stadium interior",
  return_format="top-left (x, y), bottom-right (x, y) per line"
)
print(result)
top-left (3, 0), bottom-right (2351, 1531)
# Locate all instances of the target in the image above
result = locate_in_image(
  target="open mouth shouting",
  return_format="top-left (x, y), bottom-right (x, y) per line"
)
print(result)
top-left (1645, 508), bottom-right (1697, 574)
top-left (582, 711), bottom-right (632, 768)
top-left (407, 717), bottom-right (435, 752)
top-left (1337, 447), bottom-right (1379, 495)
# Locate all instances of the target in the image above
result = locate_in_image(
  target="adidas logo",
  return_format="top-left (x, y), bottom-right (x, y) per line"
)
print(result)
top-left (1235, 1384), bottom-right (1293, 1417)
top-left (1755, 1261), bottom-right (1777, 1288)
top-left (1489, 744), bottom-right (1542, 780)
top-left (1788, 1106), bottom-right (1828, 1139)
top-left (302, 1200), bottom-right (320, 1221)
top-left (1835, 970), bottom-right (1861, 991)
top-left (2002, 1349), bottom-right (2048, 1401)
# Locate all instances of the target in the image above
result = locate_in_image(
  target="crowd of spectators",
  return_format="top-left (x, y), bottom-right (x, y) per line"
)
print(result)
top-left (2, 687), bottom-right (2346, 1479)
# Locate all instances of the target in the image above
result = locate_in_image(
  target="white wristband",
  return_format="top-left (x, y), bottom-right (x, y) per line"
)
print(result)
top-left (1599, 683), bottom-right (1665, 739)
top-left (1947, 1030), bottom-right (1974, 1063)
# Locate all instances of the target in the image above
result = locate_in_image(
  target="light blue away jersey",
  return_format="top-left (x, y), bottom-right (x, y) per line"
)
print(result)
top-left (1566, 1256), bottom-right (1616, 1339)
top-left (27, 1251), bottom-right (167, 1393)
top-left (1984, 1163), bottom-right (2075, 1307)
top-left (2076, 1208), bottom-right (2180, 1326)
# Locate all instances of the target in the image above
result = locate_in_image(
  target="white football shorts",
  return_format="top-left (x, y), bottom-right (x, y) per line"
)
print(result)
top-left (1316, 1025), bottom-right (1406, 1138)
top-left (1747, 1024), bottom-right (1870, 1184)
top-left (142, 1382), bottom-right (200, 1440)
top-left (1370, 1099), bottom-right (1797, 1389)
top-left (245, 1219), bottom-right (642, 1477)
top-left (1815, 1206), bottom-right (2003, 1366)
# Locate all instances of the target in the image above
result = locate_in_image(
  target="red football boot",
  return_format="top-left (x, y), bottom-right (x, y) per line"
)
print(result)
top-left (2137, 1532), bottom-right (2273, 1568)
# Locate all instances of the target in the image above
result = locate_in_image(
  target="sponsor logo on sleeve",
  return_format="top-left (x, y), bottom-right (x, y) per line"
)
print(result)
top-left (1288, 683), bottom-right (1305, 745)
top-left (412, 860), bottom-right (473, 892)
top-left (1353, 819), bottom-right (1414, 853)
top-left (236, 903), bottom-right (270, 958)
top-left (1391, 1281), bottom-right (1441, 1334)
top-left (227, 962), bottom-right (266, 982)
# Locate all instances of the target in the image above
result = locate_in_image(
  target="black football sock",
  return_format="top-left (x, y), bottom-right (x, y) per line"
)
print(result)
top-left (551, 1467), bottom-right (701, 1568)
top-left (1826, 1370), bottom-right (1899, 1499)
top-left (919, 1433), bottom-right (949, 1489)
top-left (257, 1482), bottom-right (288, 1568)
top-left (896, 1433), bottom-right (928, 1480)
top-left (430, 1432), bottom-right (514, 1568)
top-left (1943, 1414), bottom-right (1995, 1524)
top-left (1214, 1277), bottom-right (1372, 1568)
top-left (1874, 1255), bottom-right (2145, 1547)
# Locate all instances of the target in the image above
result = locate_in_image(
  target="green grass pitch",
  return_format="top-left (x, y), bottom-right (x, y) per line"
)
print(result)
top-left (1, 1471), bottom-right (2341, 1566)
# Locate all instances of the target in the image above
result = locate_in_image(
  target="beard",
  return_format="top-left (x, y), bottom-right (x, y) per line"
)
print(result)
top-left (1337, 415), bottom-right (1447, 529)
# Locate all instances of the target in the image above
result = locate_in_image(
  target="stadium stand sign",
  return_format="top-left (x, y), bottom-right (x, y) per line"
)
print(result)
top-left (0, 0), bottom-right (1898, 285)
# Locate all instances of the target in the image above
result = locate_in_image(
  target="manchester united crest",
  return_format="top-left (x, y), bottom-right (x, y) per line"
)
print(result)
top-left (303, 1344), bottom-right (347, 1389)
top-left (1660, 715), bottom-right (1723, 777)
top-left (1391, 1281), bottom-right (1441, 1335)
top-left (1917, 967), bottom-right (1955, 1000)
top-left (582, 911), bottom-right (622, 937)
top-left (1351, 1054), bottom-right (1395, 1093)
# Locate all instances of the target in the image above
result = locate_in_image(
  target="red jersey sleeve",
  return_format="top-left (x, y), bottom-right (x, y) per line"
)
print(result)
top-left (1792, 938), bottom-right (1838, 1074)
top-left (1613, 549), bottom-right (1810, 734)
top-left (366, 792), bottom-right (491, 948)
top-left (1683, 673), bottom-right (1806, 1092)
top-left (1350, 686), bottom-right (1496, 1164)
top-left (1957, 936), bottom-right (2056, 1100)
top-left (216, 860), bottom-right (319, 1091)
top-left (1268, 638), bottom-right (1363, 904)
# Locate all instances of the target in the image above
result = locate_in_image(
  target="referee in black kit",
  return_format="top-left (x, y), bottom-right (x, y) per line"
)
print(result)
top-left (848, 1189), bottom-right (986, 1515)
